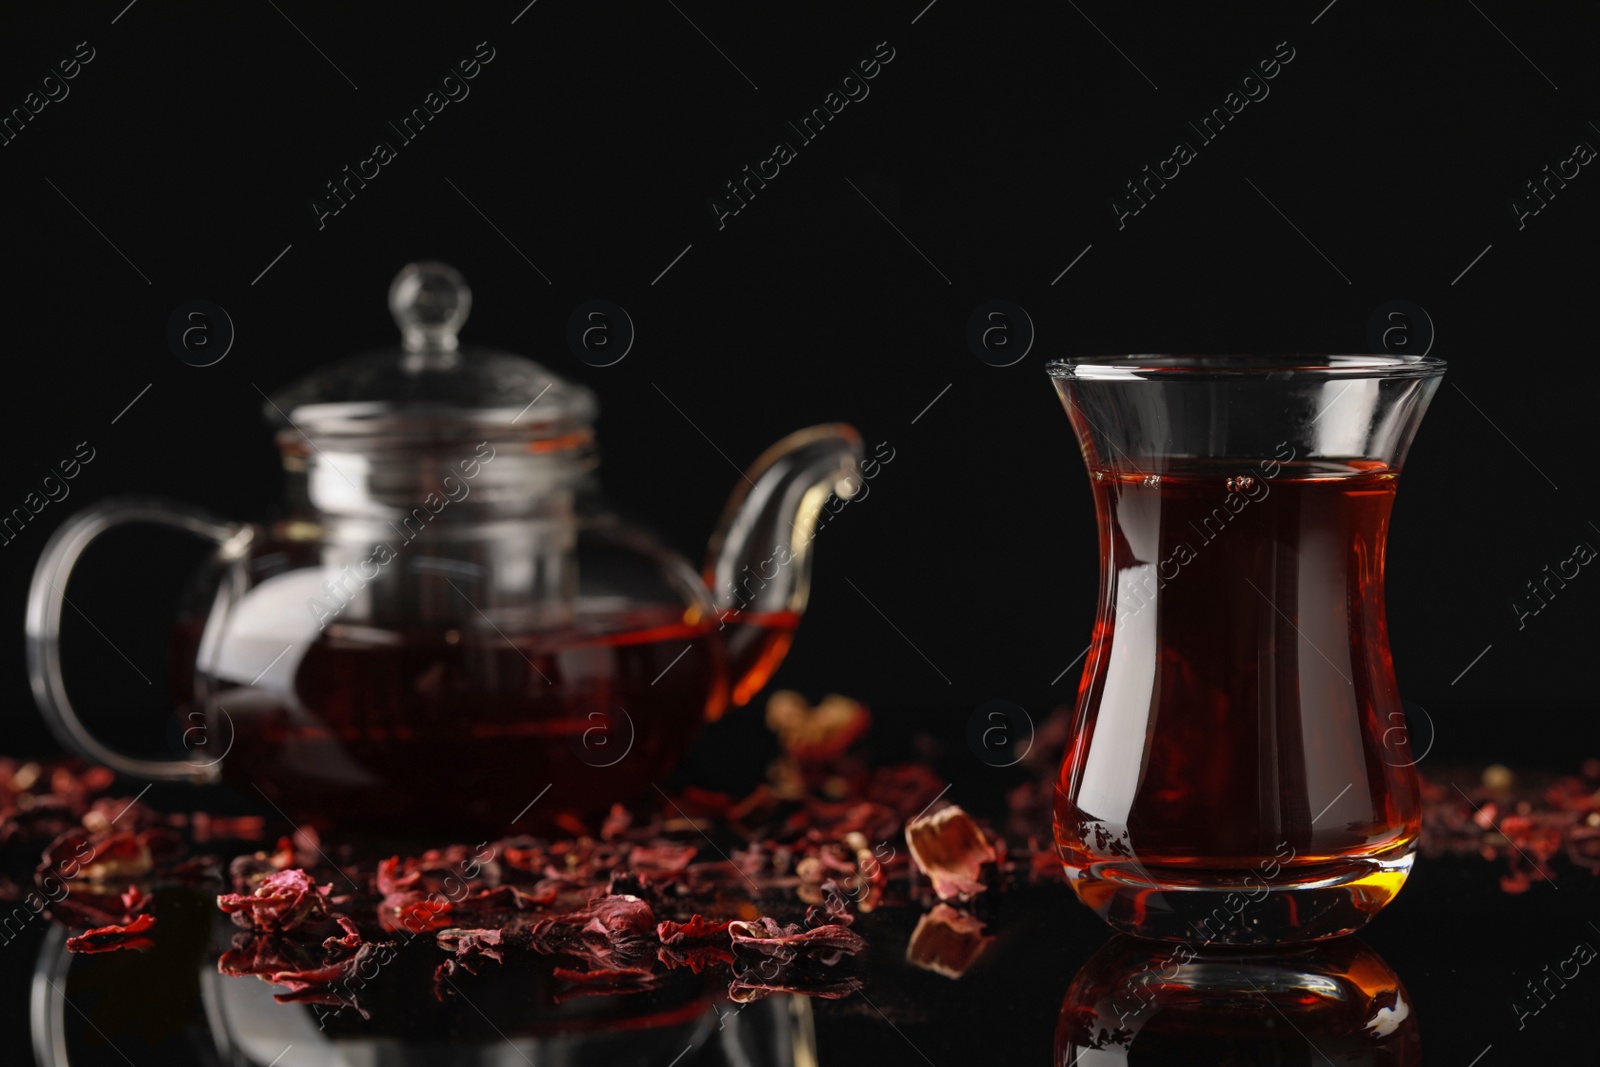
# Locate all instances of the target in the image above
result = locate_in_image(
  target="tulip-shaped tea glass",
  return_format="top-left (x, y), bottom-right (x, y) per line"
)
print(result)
top-left (1049, 355), bottom-right (1445, 943)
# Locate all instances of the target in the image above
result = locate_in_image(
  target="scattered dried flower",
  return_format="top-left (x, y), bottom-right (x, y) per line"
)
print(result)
top-left (64, 912), bottom-right (156, 954)
top-left (217, 869), bottom-right (333, 933)
top-left (765, 691), bottom-right (871, 763)
top-left (906, 805), bottom-right (997, 901)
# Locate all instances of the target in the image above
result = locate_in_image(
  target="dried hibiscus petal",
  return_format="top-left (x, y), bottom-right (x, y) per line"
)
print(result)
top-left (657, 915), bottom-right (732, 944)
top-left (626, 843), bottom-right (698, 877)
top-left (656, 914), bottom-right (734, 972)
top-left (600, 804), bottom-right (632, 841)
top-left (217, 869), bottom-right (332, 933)
top-left (765, 691), bottom-right (872, 764)
top-left (322, 914), bottom-right (364, 951)
top-left (573, 894), bottom-right (655, 941)
top-left (906, 805), bottom-right (996, 901)
top-left (374, 855), bottom-right (456, 934)
top-left (521, 894), bottom-right (659, 970)
top-left (383, 895), bottom-right (452, 934)
top-left (66, 912), bottom-right (157, 954)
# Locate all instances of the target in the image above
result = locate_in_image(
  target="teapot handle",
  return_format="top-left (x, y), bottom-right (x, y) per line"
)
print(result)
top-left (25, 497), bottom-right (244, 783)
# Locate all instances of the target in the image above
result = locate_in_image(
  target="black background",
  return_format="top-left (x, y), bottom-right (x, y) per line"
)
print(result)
top-left (3, 1), bottom-right (1600, 1062)
top-left (3, 0), bottom-right (1594, 771)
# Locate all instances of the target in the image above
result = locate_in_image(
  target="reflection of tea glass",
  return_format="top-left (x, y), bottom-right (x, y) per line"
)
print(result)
top-left (1048, 355), bottom-right (1446, 942)
top-left (1055, 934), bottom-right (1419, 1065)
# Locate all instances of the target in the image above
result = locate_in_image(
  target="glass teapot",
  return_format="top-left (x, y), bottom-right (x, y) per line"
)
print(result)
top-left (26, 263), bottom-right (862, 832)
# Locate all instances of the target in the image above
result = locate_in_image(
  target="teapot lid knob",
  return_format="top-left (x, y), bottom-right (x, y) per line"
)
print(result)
top-left (389, 261), bottom-right (471, 355)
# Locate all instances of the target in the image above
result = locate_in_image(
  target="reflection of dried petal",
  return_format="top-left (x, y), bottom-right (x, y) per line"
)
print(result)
top-left (432, 959), bottom-right (463, 1001)
top-left (729, 917), bottom-right (865, 962)
top-left (521, 894), bottom-right (659, 971)
top-left (221, 932), bottom-right (393, 1019)
top-left (728, 974), bottom-right (862, 1004)
top-left (656, 914), bottom-right (735, 972)
top-left (252, 942), bottom-right (390, 1017)
top-left (727, 915), bottom-right (865, 1004)
top-left (551, 966), bottom-right (672, 1002)
top-left (906, 904), bottom-right (991, 978)
top-left (906, 806), bottom-right (996, 901)
top-left (219, 934), bottom-right (321, 980)
top-left (435, 927), bottom-right (504, 975)
top-left (65, 912), bottom-right (157, 954)
top-left (766, 691), bottom-right (871, 763)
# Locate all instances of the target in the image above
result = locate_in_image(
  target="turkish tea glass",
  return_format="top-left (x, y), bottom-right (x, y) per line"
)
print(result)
top-left (1049, 354), bottom-right (1445, 943)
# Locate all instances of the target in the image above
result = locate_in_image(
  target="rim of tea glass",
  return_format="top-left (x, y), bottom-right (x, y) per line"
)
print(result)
top-left (1045, 354), bottom-right (1446, 380)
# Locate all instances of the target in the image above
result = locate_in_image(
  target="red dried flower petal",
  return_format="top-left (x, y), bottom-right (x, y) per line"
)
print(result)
top-left (217, 869), bottom-right (332, 933)
top-left (322, 914), bottom-right (364, 951)
top-left (600, 804), bottom-right (632, 841)
top-left (65, 912), bottom-right (156, 954)
top-left (550, 966), bottom-right (671, 1001)
top-left (905, 805), bottom-right (997, 901)
top-left (627, 843), bottom-right (698, 877)
top-left (765, 691), bottom-right (872, 764)
top-left (657, 915), bottom-right (732, 944)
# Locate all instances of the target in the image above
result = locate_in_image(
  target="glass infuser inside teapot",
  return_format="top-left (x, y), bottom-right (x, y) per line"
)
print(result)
top-left (27, 263), bottom-right (863, 833)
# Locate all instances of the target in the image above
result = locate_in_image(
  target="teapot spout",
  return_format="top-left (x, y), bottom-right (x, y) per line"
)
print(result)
top-left (704, 424), bottom-right (863, 706)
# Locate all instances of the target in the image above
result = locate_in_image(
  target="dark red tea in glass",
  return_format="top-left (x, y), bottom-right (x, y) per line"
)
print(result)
top-left (1049, 355), bottom-right (1445, 943)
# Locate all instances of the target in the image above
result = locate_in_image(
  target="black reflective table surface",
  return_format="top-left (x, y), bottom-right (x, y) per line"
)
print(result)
top-left (3, 844), bottom-right (1589, 1065)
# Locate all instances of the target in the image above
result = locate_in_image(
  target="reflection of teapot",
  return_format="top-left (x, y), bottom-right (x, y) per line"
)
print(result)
top-left (30, 906), bottom-right (817, 1067)
top-left (26, 263), bottom-right (861, 832)
top-left (1056, 935), bottom-right (1420, 1064)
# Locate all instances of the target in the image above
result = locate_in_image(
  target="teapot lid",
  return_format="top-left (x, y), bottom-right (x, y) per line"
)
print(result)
top-left (265, 262), bottom-right (597, 441)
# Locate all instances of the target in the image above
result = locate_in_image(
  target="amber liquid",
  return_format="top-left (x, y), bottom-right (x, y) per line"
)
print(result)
top-left (174, 607), bottom-right (797, 834)
top-left (1054, 460), bottom-right (1420, 941)
top-left (1056, 936), bottom-right (1420, 1064)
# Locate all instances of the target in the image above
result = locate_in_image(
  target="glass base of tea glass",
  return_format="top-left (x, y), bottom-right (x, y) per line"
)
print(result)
top-left (1063, 849), bottom-right (1415, 944)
